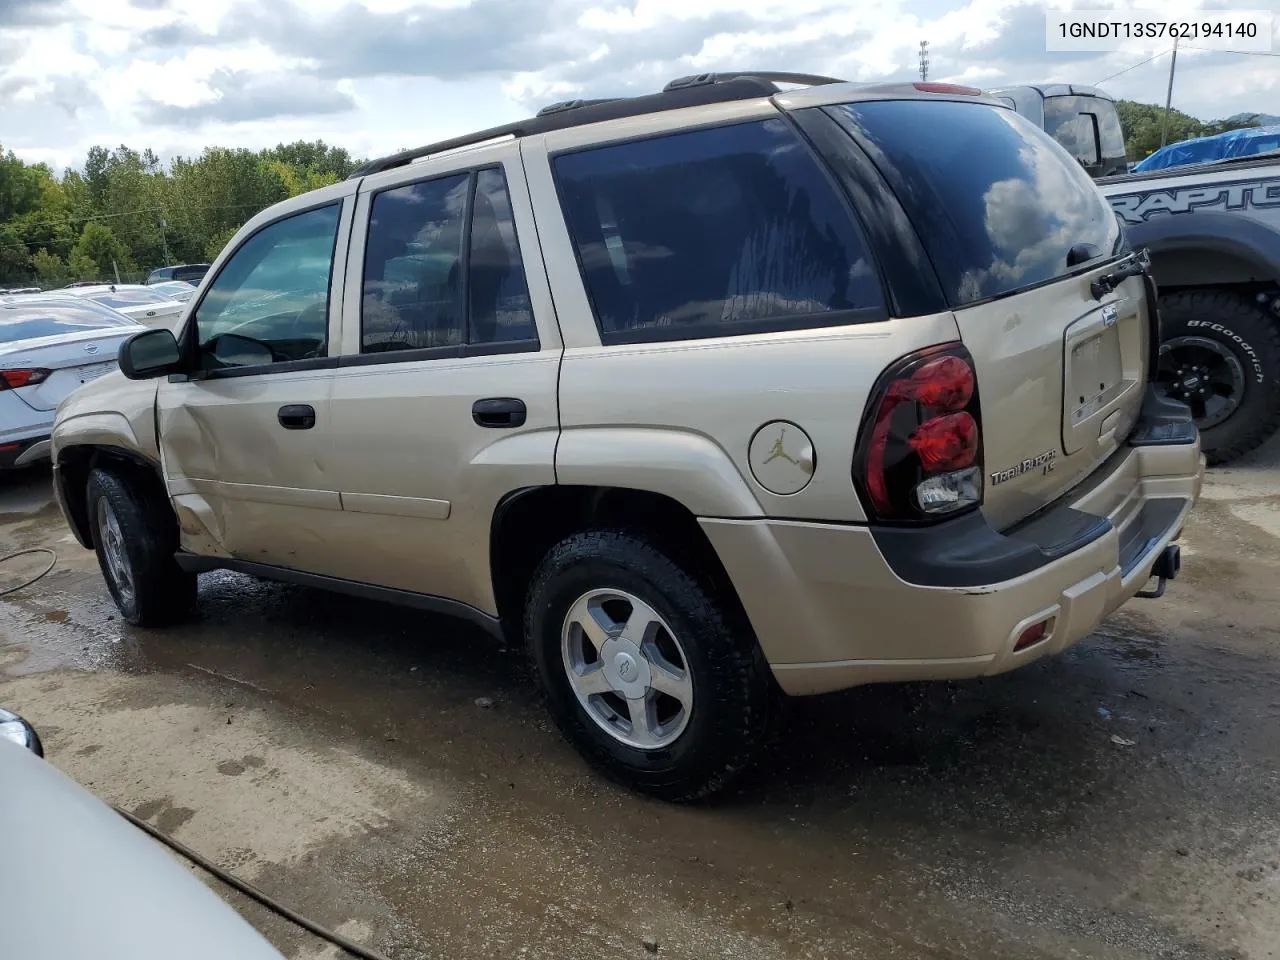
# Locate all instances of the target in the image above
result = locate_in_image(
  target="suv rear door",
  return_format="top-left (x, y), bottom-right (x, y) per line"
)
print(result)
top-left (317, 140), bottom-right (561, 612)
top-left (825, 96), bottom-right (1149, 529)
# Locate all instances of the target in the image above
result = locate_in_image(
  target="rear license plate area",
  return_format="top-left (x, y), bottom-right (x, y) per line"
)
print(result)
top-left (1068, 326), bottom-right (1124, 425)
top-left (78, 361), bottom-right (117, 385)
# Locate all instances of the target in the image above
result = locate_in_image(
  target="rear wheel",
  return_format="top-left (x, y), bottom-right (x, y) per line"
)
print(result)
top-left (524, 530), bottom-right (775, 801)
top-left (1156, 289), bottom-right (1280, 464)
top-left (87, 467), bottom-right (197, 626)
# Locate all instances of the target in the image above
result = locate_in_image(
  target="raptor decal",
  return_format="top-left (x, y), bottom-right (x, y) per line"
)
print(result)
top-left (1108, 177), bottom-right (1280, 225)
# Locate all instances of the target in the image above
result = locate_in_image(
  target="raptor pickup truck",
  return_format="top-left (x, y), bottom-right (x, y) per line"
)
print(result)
top-left (992, 84), bottom-right (1280, 463)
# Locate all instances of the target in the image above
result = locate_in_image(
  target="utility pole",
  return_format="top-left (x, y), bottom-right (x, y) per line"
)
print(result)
top-left (158, 215), bottom-right (171, 266)
top-left (919, 40), bottom-right (929, 82)
top-left (1160, 37), bottom-right (1179, 148)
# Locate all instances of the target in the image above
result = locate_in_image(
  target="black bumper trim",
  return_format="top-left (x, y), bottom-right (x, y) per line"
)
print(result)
top-left (872, 386), bottom-right (1196, 588)
top-left (0, 435), bottom-right (50, 470)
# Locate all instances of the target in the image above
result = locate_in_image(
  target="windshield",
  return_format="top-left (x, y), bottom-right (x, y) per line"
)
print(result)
top-left (826, 98), bottom-right (1123, 308)
top-left (0, 301), bottom-right (137, 343)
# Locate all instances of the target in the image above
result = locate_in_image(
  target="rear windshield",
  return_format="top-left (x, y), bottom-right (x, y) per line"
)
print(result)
top-left (827, 99), bottom-right (1123, 308)
top-left (87, 289), bottom-right (165, 308)
top-left (0, 301), bottom-right (136, 343)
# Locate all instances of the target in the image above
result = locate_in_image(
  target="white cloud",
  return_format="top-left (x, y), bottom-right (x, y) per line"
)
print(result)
top-left (0, 0), bottom-right (1275, 172)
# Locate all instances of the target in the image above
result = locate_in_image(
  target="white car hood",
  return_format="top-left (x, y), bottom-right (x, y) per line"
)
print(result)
top-left (0, 740), bottom-right (284, 960)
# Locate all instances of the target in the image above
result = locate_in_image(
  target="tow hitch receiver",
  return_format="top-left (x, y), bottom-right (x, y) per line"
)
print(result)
top-left (1136, 544), bottom-right (1181, 599)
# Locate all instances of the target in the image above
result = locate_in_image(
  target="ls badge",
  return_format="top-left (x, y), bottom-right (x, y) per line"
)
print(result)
top-left (990, 450), bottom-right (1057, 486)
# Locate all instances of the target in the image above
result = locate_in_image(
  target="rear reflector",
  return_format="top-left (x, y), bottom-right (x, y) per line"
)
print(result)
top-left (1014, 619), bottom-right (1053, 652)
top-left (0, 369), bottom-right (51, 390)
top-left (912, 82), bottom-right (983, 96)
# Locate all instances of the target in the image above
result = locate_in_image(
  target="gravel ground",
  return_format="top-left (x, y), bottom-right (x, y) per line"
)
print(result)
top-left (2, 435), bottom-right (1278, 960)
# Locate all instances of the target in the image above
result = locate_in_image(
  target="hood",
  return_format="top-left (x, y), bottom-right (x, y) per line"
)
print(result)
top-left (0, 740), bottom-right (285, 960)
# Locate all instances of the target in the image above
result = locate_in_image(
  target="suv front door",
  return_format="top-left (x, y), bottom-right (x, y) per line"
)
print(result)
top-left (159, 189), bottom-right (354, 571)
top-left (316, 142), bottom-right (561, 614)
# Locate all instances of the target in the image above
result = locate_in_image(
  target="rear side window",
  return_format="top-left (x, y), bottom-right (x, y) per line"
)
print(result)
top-left (553, 118), bottom-right (885, 344)
top-left (361, 167), bottom-right (537, 353)
top-left (828, 100), bottom-right (1122, 308)
top-left (1043, 95), bottom-right (1126, 172)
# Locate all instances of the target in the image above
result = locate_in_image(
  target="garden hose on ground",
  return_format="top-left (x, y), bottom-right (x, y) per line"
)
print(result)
top-left (0, 548), bottom-right (57, 597)
top-left (0, 548), bottom-right (392, 960)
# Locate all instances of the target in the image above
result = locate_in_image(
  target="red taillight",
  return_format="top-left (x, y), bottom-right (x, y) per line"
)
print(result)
top-left (910, 412), bottom-right (978, 472)
top-left (912, 82), bottom-right (983, 96)
top-left (855, 343), bottom-right (983, 523)
top-left (0, 369), bottom-right (50, 390)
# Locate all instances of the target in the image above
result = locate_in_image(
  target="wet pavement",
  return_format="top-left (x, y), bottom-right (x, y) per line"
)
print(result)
top-left (2, 440), bottom-right (1279, 960)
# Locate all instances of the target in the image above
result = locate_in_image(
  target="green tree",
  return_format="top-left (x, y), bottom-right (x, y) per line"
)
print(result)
top-left (0, 223), bottom-right (31, 283)
top-left (1116, 99), bottom-right (1265, 161)
top-left (30, 248), bottom-right (68, 285)
top-left (72, 221), bottom-right (133, 278)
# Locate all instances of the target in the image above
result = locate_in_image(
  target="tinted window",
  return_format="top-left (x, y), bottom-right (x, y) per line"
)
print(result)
top-left (828, 100), bottom-right (1122, 308)
top-left (468, 169), bottom-right (536, 344)
top-left (553, 118), bottom-right (884, 343)
top-left (1043, 95), bottom-right (1126, 174)
top-left (362, 174), bottom-right (469, 353)
top-left (0, 301), bottom-right (137, 343)
top-left (193, 204), bottom-right (340, 367)
top-left (361, 168), bottom-right (536, 353)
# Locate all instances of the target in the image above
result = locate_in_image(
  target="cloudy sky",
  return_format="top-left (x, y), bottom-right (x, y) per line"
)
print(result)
top-left (1, 0), bottom-right (1277, 171)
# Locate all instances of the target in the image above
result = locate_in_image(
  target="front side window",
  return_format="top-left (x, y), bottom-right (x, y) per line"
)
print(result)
top-left (552, 118), bottom-right (885, 344)
top-left (361, 168), bottom-right (536, 354)
top-left (828, 99), bottom-right (1122, 308)
top-left (193, 204), bottom-right (340, 368)
top-left (1043, 96), bottom-right (1126, 172)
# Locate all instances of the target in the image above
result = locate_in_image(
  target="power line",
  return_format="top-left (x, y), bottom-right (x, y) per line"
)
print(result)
top-left (1182, 45), bottom-right (1280, 57)
top-left (1095, 48), bottom-right (1172, 85)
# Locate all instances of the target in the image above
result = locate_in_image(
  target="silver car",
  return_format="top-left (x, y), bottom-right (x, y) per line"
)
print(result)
top-left (0, 297), bottom-right (143, 469)
top-left (0, 707), bottom-right (285, 960)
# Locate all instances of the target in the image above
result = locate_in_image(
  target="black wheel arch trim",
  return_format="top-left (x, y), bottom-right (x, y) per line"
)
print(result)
top-left (55, 444), bottom-right (166, 550)
top-left (1127, 212), bottom-right (1280, 286)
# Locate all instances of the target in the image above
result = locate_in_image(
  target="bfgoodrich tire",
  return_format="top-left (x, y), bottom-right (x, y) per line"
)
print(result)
top-left (86, 467), bottom-right (197, 626)
top-left (524, 530), bottom-right (776, 802)
top-left (1157, 289), bottom-right (1280, 464)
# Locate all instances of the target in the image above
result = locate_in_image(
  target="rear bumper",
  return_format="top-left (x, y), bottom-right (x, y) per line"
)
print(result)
top-left (701, 395), bottom-right (1204, 696)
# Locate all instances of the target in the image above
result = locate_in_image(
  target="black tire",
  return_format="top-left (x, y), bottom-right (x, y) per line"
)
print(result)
top-left (1157, 289), bottom-right (1280, 464)
top-left (86, 467), bottom-right (197, 626)
top-left (524, 530), bottom-right (776, 802)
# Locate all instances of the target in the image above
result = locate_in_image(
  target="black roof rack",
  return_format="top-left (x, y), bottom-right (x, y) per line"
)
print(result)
top-left (347, 71), bottom-right (849, 179)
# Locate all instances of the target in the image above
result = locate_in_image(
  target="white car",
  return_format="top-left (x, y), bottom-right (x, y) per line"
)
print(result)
top-left (1, 707), bottom-right (286, 960)
top-left (61, 285), bottom-right (187, 332)
top-left (0, 297), bottom-right (143, 469)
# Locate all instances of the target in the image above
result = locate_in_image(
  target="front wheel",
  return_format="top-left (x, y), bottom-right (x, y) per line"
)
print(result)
top-left (87, 467), bottom-right (197, 626)
top-left (524, 530), bottom-right (776, 802)
top-left (1156, 289), bottom-right (1280, 464)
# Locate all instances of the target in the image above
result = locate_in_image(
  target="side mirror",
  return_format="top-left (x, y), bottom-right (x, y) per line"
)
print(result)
top-left (118, 328), bottom-right (181, 380)
top-left (0, 706), bottom-right (43, 757)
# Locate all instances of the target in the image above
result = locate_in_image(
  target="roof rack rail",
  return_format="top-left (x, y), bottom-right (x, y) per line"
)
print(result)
top-left (536, 98), bottom-right (623, 117)
top-left (348, 72), bottom-right (851, 180)
top-left (663, 71), bottom-right (848, 92)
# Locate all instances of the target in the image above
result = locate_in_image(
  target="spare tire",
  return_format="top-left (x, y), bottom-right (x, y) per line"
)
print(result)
top-left (1156, 289), bottom-right (1280, 464)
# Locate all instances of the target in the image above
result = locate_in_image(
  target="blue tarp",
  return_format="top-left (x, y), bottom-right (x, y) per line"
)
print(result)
top-left (1134, 124), bottom-right (1280, 172)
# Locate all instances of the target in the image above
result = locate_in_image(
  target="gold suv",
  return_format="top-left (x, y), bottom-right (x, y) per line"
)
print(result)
top-left (51, 73), bottom-right (1204, 800)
